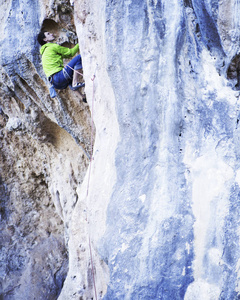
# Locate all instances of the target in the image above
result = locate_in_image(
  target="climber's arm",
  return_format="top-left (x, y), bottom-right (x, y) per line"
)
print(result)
top-left (57, 44), bottom-right (79, 58)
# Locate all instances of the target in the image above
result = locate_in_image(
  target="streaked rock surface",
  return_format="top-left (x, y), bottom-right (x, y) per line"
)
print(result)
top-left (1, 0), bottom-right (240, 299)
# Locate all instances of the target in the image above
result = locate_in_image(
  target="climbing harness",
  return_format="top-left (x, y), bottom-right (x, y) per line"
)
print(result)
top-left (63, 67), bottom-right (72, 81)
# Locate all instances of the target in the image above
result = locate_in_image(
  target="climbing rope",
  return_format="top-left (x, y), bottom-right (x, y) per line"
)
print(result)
top-left (67, 61), bottom-right (98, 299)
top-left (86, 72), bottom-right (95, 195)
top-left (88, 70), bottom-right (97, 300)
top-left (66, 64), bottom-right (91, 159)
top-left (65, 64), bottom-right (84, 77)
top-left (85, 68), bottom-right (98, 300)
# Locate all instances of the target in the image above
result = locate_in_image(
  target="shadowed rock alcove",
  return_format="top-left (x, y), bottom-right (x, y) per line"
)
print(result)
top-left (227, 54), bottom-right (240, 90)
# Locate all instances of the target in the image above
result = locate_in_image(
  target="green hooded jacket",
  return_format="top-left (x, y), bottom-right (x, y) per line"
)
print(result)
top-left (40, 43), bottom-right (79, 78)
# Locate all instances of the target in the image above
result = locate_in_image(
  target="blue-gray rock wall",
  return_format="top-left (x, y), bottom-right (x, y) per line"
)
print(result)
top-left (98, 0), bottom-right (240, 299)
top-left (1, 0), bottom-right (240, 299)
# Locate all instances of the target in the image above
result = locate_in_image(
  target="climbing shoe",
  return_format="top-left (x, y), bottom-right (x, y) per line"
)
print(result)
top-left (70, 82), bottom-right (85, 91)
top-left (82, 95), bottom-right (87, 103)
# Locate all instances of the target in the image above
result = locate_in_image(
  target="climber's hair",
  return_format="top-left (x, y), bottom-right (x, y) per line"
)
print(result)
top-left (37, 31), bottom-right (47, 46)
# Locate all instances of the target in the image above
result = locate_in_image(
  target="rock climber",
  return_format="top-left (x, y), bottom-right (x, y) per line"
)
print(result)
top-left (37, 31), bottom-right (84, 97)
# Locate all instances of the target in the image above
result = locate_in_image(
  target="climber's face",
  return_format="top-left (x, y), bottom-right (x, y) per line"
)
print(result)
top-left (43, 32), bottom-right (55, 43)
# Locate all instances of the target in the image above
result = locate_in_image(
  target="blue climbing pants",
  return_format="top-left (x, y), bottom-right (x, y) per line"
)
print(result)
top-left (51, 55), bottom-right (82, 90)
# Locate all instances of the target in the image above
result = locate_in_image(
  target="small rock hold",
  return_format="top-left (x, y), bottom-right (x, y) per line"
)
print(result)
top-left (6, 117), bottom-right (23, 131)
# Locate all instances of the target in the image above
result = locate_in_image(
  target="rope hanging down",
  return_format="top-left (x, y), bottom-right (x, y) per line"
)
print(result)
top-left (66, 64), bottom-right (91, 160)
top-left (87, 70), bottom-right (97, 300)
top-left (67, 61), bottom-right (98, 299)
top-left (85, 67), bottom-right (98, 300)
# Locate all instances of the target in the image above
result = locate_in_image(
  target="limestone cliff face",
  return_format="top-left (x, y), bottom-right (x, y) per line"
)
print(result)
top-left (1, 0), bottom-right (240, 299)
top-left (0, 0), bottom-right (91, 299)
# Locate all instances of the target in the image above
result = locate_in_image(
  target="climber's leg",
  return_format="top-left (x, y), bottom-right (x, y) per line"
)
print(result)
top-left (65, 55), bottom-right (84, 87)
top-left (51, 55), bottom-right (84, 91)
top-left (51, 70), bottom-right (69, 90)
top-left (72, 69), bottom-right (83, 88)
